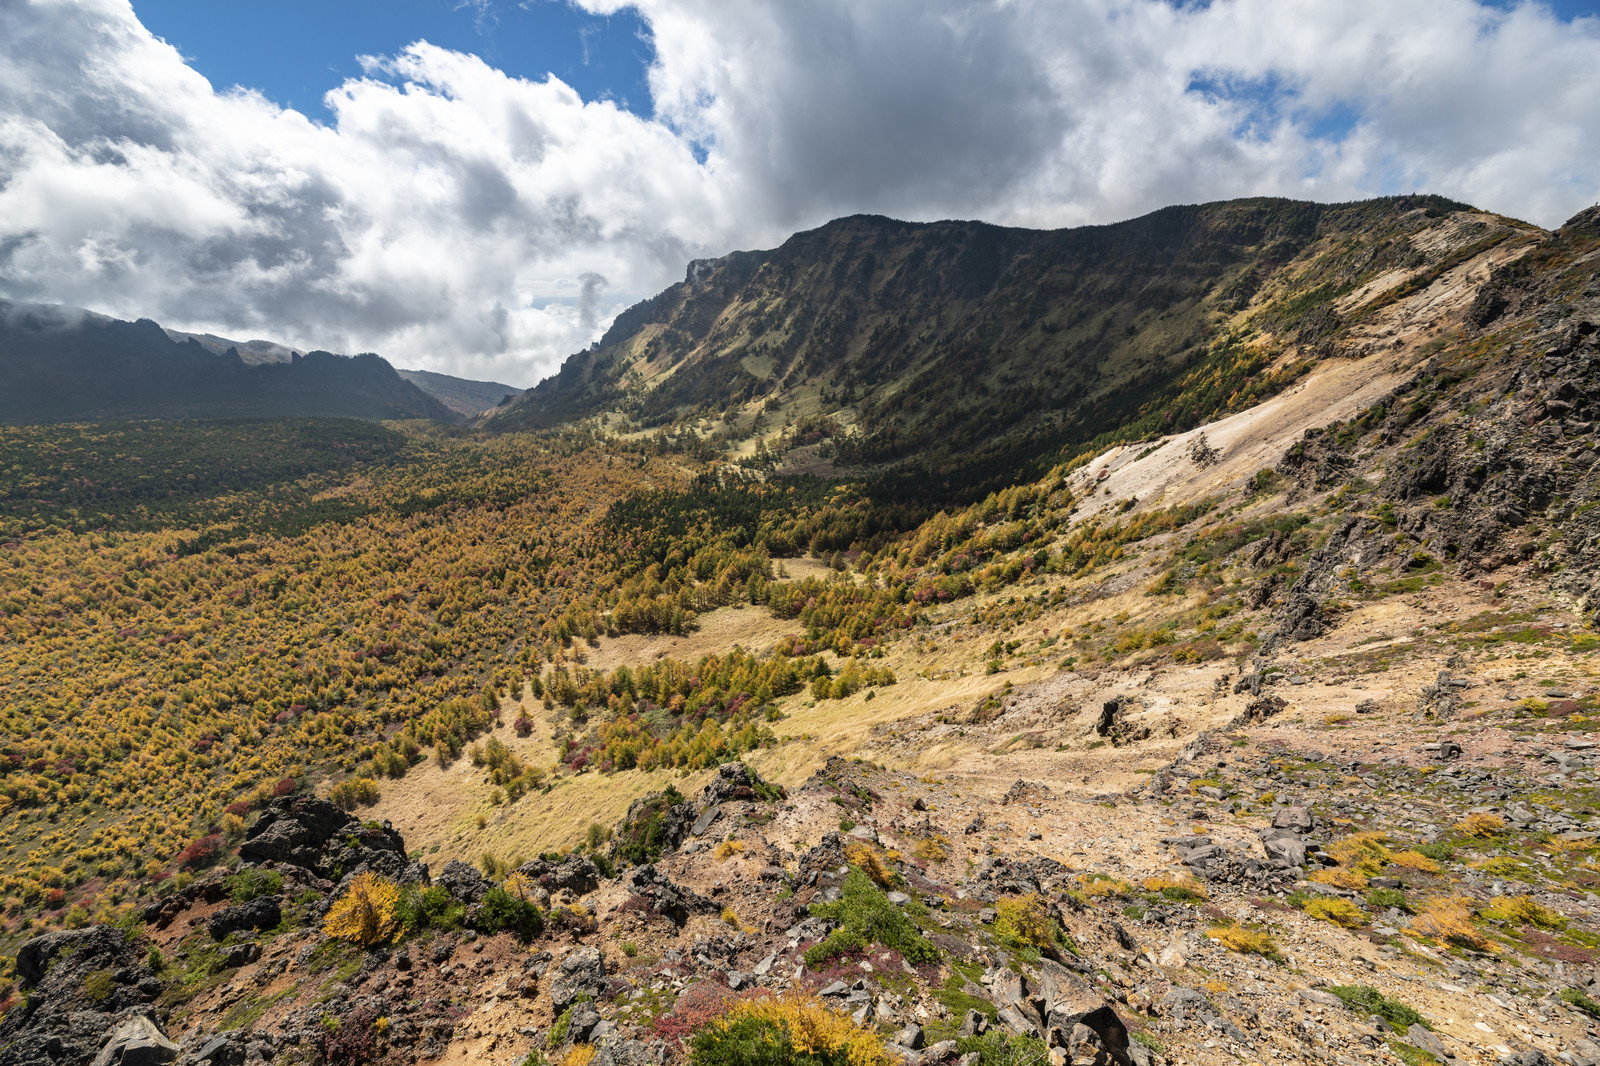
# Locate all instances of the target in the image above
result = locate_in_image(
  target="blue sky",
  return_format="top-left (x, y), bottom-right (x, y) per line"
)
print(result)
top-left (3, 0), bottom-right (1599, 383)
top-left (132, 0), bottom-right (657, 119)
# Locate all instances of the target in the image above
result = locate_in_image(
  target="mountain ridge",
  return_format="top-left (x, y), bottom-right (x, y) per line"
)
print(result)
top-left (485, 194), bottom-right (1541, 499)
top-left (0, 300), bottom-right (454, 424)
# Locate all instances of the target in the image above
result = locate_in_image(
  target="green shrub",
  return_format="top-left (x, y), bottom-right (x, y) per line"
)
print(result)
top-left (1560, 988), bottom-right (1600, 1018)
top-left (548, 1006), bottom-right (573, 1047)
top-left (226, 868), bottom-right (284, 903)
top-left (1366, 888), bottom-right (1412, 913)
top-left (1412, 841), bottom-right (1455, 861)
top-left (954, 1031), bottom-right (1050, 1066)
top-left (1329, 985), bottom-right (1429, 1030)
top-left (83, 969), bottom-right (114, 1003)
top-left (475, 887), bottom-right (544, 941)
top-left (687, 1005), bottom-right (880, 1066)
top-left (803, 869), bottom-right (939, 968)
top-left (395, 884), bottom-right (465, 934)
top-left (614, 787), bottom-right (686, 866)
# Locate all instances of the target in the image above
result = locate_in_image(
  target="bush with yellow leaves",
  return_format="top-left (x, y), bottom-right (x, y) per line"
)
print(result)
top-left (1326, 832), bottom-right (1392, 875)
top-left (1309, 867), bottom-right (1369, 891)
top-left (1303, 897), bottom-right (1366, 928)
top-left (1480, 895), bottom-right (1566, 930)
top-left (1142, 874), bottom-right (1208, 902)
top-left (1078, 876), bottom-right (1132, 900)
top-left (714, 840), bottom-right (745, 862)
top-left (687, 993), bottom-right (889, 1066)
top-left (1454, 813), bottom-right (1505, 839)
top-left (323, 873), bottom-right (402, 947)
top-left (912, 835), bottom-right (951, 865)
top-left (994, 893), bottom-right (1060, 955)
top-left (844, 844), bottom-right (895, 889)
top-left (1409, 896), bottom-right (1496, 952)
top-left (1388, 850), bottom-right (1441, 874)
top-left (1207, 924), bottom-right (1282, 960)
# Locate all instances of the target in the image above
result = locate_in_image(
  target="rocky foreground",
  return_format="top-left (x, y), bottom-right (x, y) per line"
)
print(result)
top-left (8, 695), bottom-right (1600, 1066)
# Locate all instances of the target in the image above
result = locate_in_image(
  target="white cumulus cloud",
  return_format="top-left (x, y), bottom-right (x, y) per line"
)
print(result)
top-left (0, 0), bottom-right (1597, 385)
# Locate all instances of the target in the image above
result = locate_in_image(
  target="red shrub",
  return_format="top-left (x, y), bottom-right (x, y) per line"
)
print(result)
top-left (513, 715), bottom-right (533, 738)
top-left (271, 777), bottom-right (297, 797)
top-left (651, 981), bottom-right (735, 1042)
top-left (323, 1005), bottom-right (381, 1063)
top-left (176, 833), bottom-right (224, 870)
top-left (224, 801), bottom-right (251, 817)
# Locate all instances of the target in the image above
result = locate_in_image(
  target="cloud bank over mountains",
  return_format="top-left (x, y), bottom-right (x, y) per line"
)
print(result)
top-left (1, 0), bottom-right (1597, 385)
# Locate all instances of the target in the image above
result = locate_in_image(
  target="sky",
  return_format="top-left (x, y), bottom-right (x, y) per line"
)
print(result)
top-left (0, 1), bottom-right (1598, 387)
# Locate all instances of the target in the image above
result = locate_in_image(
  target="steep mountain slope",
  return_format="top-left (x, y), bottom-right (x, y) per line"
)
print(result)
top-left (397, 368), bottom-right (523, 420)
top-left (0, 301), bottom-right (454, 424)
top-left (486, 195), bottom-right (1540, 498)
top-left (163, 328), bottom-right (303, 366)
top-left (169, 323), bottom-right (526, 419)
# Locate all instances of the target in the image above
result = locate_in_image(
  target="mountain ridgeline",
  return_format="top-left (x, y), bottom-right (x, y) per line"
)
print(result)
top-left (0, 301), bottom-right (453, 424)
top-left (487, 194), bottom-right (1528, 497)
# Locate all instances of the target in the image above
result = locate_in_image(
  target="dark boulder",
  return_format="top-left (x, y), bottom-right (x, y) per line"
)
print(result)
top-left (237, 797), bottom-right (408, 881)
top-left (623, 865), bottom-right (716, 927)
top-left (206, 896), bottom-right (281, 941)
top-left (696, 761), bottom-right (781, 807)
top-left (436, 859), bottom-right (489, 903)
top-left (610, 789), bottom-right (694, 865)
top-left (517, 854), bottom-right (601, 897)
top-left (549, 946), bottom-right (609, 1014)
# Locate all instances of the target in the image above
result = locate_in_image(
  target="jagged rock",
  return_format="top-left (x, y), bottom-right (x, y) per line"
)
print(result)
top-left (611, 789), bottom-right (695, 864)
top-left (218, 942), bottom-right (260, 969)
top-left (696, 761), bottom-right (781, 806)
top-left (566, 1002), bottom-right (602, 1044)
top-left (1037, 957), bottom-right (1090, 1015)
top-left (958, 1009), bottom-right (989, 1037)
top-left (437, 859), bottom-right (489, 903)
top-left (206, 896), bottom-right (281, 941)
top-left (1271, 806), bottom-right (1316, 833)
top-left (90, 1015), bottom-right (179, 1066)
top-left (549, 946), bottom-right (609, 1014)
top-left (996, 1005), bottom-right (1040, 1038)
top-left (1095, 698), bottom-right (1150, 747)
top-left (797, 832), bottom-right (851, 879)
top-left (895, 1024), bottom-right (925, 1050)
top-left (517, 854), bottom-right (602, 896)
top-left (1001, 780), bottom-right (1055, 805)
top-left (1262, 836), bottom-right (1308, 869)
top-left (179, 1032), bottom-right (248, 1066)
top-left (1500, 1051), bottom-right (1558, 1066)
top-left (237, 796), bottom-right (408, 880)
top-left (0, 926), bottom-right (163, 1066)
top-left (624, 864), bottom-right (716, 926)
top-left (1236, 695), bottom-right (1287, 725)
